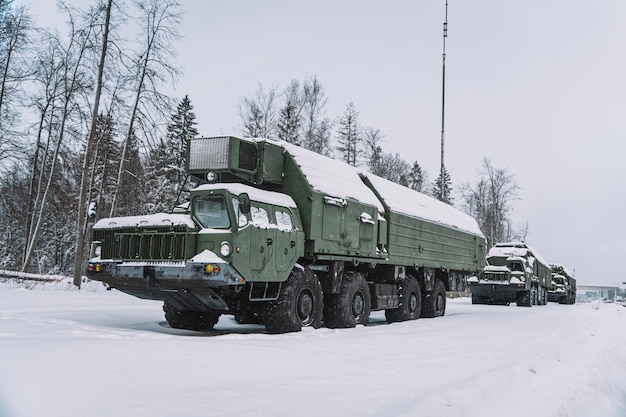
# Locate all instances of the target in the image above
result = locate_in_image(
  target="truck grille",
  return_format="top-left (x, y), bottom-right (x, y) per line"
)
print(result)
top-left (94, 226), bottom-right (190, 261)
top-left (484, 272), bottom-right (508, 282)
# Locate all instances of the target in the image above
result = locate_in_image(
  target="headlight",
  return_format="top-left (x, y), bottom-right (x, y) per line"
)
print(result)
top-left (90, 241), bottom-right (102, 258)
top-left (220, 242), bottom-right (231, 257)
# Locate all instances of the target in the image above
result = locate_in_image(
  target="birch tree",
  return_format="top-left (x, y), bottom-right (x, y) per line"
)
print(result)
top-left (73, 0), bottom-right (113, 286)
top-left (109, 0), bottom-right (182, 217)
top-left (238, 83), bottom-right (278, 138)
top-left (0, 0), bottom-right (31, 166)
top-left (22, 7), bottom-right (94, 273)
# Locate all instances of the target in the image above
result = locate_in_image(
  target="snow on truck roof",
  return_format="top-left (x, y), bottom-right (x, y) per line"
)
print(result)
top-left (488, 242), bottom-right (550, 267)
top-left (257, 138), bottom-right (484, 237)
top-left (193, 183), bottom-right (298, 208)
top-left (93, 213), bottom-right (196, 229)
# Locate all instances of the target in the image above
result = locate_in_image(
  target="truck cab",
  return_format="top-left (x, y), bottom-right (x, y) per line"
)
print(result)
top-left (87, 183), bottom-right (305, 322)
top-left (468, 242), bottom-right (550, 307)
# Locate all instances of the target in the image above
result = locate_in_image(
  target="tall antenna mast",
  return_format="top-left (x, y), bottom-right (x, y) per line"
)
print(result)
top-left (439, 0), bottom-right (448, 201)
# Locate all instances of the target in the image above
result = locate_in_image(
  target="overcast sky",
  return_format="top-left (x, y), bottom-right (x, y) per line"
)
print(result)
top-left (26, 0), bottom-right (626, 286)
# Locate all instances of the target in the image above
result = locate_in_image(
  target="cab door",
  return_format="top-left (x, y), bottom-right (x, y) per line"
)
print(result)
top-left (248, 204), bottom-right (277, 281)
top-left (274, 207), bottom-right (299, 273)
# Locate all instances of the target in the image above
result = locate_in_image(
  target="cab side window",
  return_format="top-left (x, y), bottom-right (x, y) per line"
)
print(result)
top-left (250, 205), bottom-right (270, 228)
top-left (275, 209), bottom-right (293, 231)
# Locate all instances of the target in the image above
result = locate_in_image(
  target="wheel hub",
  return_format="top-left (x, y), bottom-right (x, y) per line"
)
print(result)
top-left (409, 293), bottom-right (418, 312)
top-left (352, 292), bottom-right (364, 318)
top-left (297, 291), bottom-right (314, 323)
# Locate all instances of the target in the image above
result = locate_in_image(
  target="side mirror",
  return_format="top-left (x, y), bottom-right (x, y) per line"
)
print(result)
top-left (238, 193), bottom-right (251, 215)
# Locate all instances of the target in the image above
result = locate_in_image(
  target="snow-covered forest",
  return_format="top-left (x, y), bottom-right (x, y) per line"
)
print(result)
top-left (0, 0), bottom-right (528, 281)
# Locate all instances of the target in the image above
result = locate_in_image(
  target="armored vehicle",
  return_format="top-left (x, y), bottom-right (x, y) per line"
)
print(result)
top-left (87, 136), bottom-right (485, 333)
top-left (548, 264), bottom-right (577, 304)
top-left (468, 242), bottom-right (551, 307)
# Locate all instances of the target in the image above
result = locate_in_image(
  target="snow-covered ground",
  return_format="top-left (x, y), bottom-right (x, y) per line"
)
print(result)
top-left (1, 279), bottom-right (625, 417)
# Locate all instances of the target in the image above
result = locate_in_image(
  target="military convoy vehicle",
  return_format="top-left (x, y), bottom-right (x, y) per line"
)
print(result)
top-left (86, 136), bottom-right (486, 333)
top-left (467, 242), bottom-right (551, 307)
top-left (548, 264), bottom-right (577, 304)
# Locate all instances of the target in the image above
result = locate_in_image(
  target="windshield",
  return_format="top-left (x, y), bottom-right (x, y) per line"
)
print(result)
top-left (193, 195), bottom-right (230, 229)
top-left (509, 262), bottom-right (525, 273)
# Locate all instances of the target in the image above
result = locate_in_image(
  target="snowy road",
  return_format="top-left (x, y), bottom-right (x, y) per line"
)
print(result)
top-left (1, 281), bottom-right (625, 417)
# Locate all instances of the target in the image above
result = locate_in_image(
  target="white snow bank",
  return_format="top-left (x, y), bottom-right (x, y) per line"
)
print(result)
top-left (1, 283), bottom-right (625, 417)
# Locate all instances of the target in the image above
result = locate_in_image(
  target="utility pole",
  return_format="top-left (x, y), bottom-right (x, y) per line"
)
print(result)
top-left (439, 0), bottom-right (449, 202)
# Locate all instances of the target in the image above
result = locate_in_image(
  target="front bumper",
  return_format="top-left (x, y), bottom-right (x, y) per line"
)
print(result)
top-left (86, 259), bottom-right (246, 310)
top-left (468, 281), bottom-right (527, 302)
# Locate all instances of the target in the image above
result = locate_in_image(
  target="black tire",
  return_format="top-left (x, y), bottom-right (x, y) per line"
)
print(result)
top-left (385, 276), bottom-right (421, 323)
top-left (163, 302), bottom-right (220, 331)
top-left (421, 279), bottom-right (446, 318)
top-left (234, 311), bottom-right (264, 325)
top-left (517, 290), bottom-right (533, 307)
top-left (323, 271), bottom-right (371, 329)
top-left (263, 268), bottom-right (323, 334)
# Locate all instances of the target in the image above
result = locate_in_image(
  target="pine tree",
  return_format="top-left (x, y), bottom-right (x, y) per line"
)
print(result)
top-left (432, 167), bottom-right (453, 205)
top-left (144, 95), bottom-right (198, 213)
top-left (408, 161), bottom-right (424, 192)
top-left (276, 99), bottom-right (301, 145)
top-left (166, 95), bottom-right (198, 182)
top-left (335, 101), bottom-right (361, 166)
top-left (116, 129), bottom-right (144, 216)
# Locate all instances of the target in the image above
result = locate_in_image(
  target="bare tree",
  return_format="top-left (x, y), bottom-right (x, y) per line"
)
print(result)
top-left (22, 8), bottom-right (95, 272)
top-left (459, 157), bottom-right (521, 248)
top-left (301, 75), bottom-right (331, 155)
top-left (362, 126), bottom-right (385, 176)
top-left (0, 1), bottom-right (31, 166)
top-left (238, 82), bottom-right (278, 138)
top-left (109, 0), bottom-right (182, 217)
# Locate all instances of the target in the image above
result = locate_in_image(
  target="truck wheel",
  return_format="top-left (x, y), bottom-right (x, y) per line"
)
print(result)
top-left (263, 269), bottom-right (323, 334)
top-left (421, 279), bottom-right (446, 318)
top-left (385, 276), bottom-right (421, 323)
top-left (163, 302), bottom-right (220, 331)
top-left (517, 290), bottom-right (532, 307)
top-left (323, 271), bottom-right (371, 328)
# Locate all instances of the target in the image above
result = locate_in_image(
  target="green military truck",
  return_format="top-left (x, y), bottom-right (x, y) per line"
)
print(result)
top-left (86, 136), bottom-right (485, 333)
top-left (548, 264), bottom-right (577, 304)
top-left (468, 242), bottom-right (552, 307)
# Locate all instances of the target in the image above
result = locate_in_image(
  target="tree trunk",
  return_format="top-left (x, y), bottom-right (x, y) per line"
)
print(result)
top-left (72, 0), bottom-right (113, 287)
